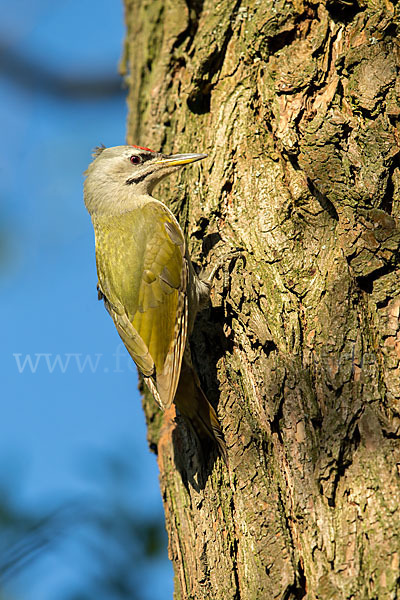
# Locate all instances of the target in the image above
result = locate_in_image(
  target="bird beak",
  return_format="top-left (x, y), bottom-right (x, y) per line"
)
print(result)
top-left (153, 153), bottom-right (207, 167)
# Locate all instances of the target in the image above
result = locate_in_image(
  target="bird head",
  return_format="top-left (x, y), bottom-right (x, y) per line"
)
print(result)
top-left (84, 144), bottom-right (207, 216)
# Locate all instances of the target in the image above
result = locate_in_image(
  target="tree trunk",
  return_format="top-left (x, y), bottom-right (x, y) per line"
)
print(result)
top-left (123, 1), bottom-right (400, 598)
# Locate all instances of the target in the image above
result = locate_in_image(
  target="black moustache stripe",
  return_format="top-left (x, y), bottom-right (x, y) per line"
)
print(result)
top-left (126, 173), bottom-right (148, 185)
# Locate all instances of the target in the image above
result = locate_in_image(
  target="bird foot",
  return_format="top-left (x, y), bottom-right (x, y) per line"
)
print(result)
top-left (202, 249), bottom-right (246, 286)
top-left (197, 250), bottom-right (246, 306)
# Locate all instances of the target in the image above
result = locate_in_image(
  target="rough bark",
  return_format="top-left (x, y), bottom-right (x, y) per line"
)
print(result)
top-left (123, 1), bottom-right (400, 598)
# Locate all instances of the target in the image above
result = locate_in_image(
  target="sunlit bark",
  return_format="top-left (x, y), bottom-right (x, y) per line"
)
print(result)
top-left (124, 1), bottom-right (400, 597)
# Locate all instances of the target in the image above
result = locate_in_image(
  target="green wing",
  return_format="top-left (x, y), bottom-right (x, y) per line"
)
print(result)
top-left (93, 201), bottom-right (188, 410)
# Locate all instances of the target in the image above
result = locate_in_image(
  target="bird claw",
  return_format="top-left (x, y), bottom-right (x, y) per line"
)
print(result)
top-left (202, 249), bottom-right (246, 287)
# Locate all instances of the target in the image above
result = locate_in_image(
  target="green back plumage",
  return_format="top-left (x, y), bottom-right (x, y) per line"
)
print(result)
top-left (93, 200), bottom-right (187, 409)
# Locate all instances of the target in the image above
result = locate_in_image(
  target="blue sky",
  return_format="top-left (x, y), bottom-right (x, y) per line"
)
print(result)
top-left (0, 1), bottom-right (173, 598)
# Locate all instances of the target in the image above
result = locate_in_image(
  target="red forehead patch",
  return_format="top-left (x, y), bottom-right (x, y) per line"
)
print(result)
top-left (131, 144), bottom-right (155, 153)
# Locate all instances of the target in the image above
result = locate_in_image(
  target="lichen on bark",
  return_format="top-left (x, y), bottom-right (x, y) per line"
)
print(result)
top-left (123, 0), bottom-right (400, 598)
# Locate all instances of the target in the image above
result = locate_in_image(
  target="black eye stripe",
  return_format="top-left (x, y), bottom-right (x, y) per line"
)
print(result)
top-left (126, 153), bottom-right (157, 184)
top-left (129, 153), bottom-right (153, 162)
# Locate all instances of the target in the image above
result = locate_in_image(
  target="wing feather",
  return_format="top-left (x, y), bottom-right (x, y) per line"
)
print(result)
top-left (94, 200), bottom-right (187, 409)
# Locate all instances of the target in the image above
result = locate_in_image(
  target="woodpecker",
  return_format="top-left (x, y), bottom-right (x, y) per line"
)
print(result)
top-left (84, 144), bottom-right (227, 463)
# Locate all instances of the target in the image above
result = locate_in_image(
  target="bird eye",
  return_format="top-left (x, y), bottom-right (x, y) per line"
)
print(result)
top-left (130, 155), bottom-right (142, 164)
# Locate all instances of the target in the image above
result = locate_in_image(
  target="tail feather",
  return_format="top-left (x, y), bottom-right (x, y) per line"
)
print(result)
top-left (174, 361), bottom-right (228, 465)
top-left (193, 386), bottom-right (228, 466)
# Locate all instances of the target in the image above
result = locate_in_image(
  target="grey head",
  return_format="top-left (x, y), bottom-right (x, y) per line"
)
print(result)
top-left (84, 144), bottom-right (207, 216)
